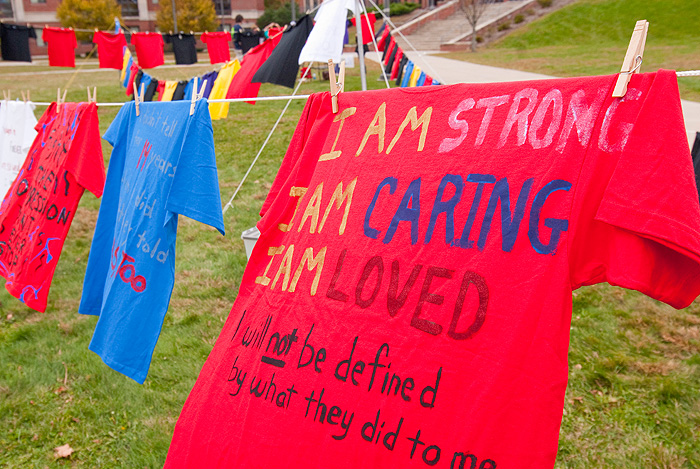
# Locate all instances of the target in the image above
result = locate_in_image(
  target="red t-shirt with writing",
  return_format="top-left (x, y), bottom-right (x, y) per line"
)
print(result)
top-left (0, 103), bottom-right (105, 312)
top-left (166, 71), bottom-right (700, 468)
top-left (201, 31), bottom-right (231, 64)
top-left (93, 31), bottom-right (127, 69)
top-left (130, 32), bottom-right (164, 69)
top-left (42, 27), bottom-right (77, 68)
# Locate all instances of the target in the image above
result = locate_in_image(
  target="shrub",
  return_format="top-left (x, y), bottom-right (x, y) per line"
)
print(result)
top-left (390, 2), bottom-right (420, 16)
top-left (514, 14), bottom-right (524, 24)
top-left (256, 2), bottom-right (292, 28)
top-left (497, 21), bottom-right (511, 31)
top-left (475, 36), bottom-right (484, 43)
top-left (537, 0), bottom-right (553, 7)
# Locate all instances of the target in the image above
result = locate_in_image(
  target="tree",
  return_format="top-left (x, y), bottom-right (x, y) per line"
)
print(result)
top-left (460, 0), bottom-right (494, 52)
top-left (56, 0), bottom-right (122, 42)
top-left (156, 0), bottom-right (218, 34)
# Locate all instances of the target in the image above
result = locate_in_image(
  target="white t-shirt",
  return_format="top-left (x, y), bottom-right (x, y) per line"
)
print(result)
top-left (0, 100), bottom-right (37, 199)
top-left (298, 0), bottom-right (355, 64)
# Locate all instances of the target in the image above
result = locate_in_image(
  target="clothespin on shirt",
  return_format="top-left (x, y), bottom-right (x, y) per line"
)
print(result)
top-left (190, 77), bottom-right (206, 115)
top-left (133, 81), bottom-right (144, 116)
top-left (612, 19), bottom-right (649, 98)
top-left (21, 90), bottom-right (30, 102)
top-left (2, 90), bottom-right (9, 101)
top-left (87, 86), bottom-right (96, 103)
top-left (328, 59), bottom-right (345, 113)
top-left (56, 88), bottom-right (67, 113)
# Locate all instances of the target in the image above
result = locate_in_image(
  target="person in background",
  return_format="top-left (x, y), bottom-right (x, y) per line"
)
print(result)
top-left (233, 15), bottom-right (244, 59)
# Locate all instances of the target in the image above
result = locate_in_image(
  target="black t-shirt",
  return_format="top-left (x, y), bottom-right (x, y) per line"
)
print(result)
top-left (164, 33), bottom-right (197, 65)
top-left (144, 79), bottom-right (159, 101)
top-left (172, 80), bottom-right (188, 101)
top-left (692, 132), bottom-right (700, 205)
top-left (239, 30), bottom-right (263, 54)
top-left (252, 16), bottom-right (313, 89)
top-left (1, 24), bottom-right (36, 62)
top-left (384, 43), bottom-right (398, 74)
top-left (395, 56), bottom-right (408, 86)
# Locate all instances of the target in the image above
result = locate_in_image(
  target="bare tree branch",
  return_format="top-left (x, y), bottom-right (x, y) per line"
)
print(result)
top-left (460, 0), bottom-right (495, 51)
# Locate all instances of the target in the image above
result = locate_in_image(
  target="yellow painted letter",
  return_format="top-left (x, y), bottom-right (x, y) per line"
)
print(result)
top-left (289, 246), bottom-right (327, 296)
top-left (356, 102), bottom-right (386, 157)
top-left (318, 178), bottom-right (357, 235)
top-left (386, 106), bottom-right (433, 154)
top-left (319, 107), bottom-right (357, 162)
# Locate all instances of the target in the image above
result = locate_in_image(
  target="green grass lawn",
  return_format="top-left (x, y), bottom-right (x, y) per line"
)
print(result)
top-left (1, 33), bottom-right (699, 468)
top-left (443, 0), bottom-right (700, 101)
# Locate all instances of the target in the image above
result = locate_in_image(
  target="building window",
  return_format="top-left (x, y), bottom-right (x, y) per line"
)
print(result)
top-left (30, 0), bottom-right (47, 3)
top-left (118, 0), bottom-right (139, 17)
top-left (213, 0), bottom-right (231, 16)
top-left (35, 28), bottom-right (45, 46)
top-left (0, 0), bottom-right (13, 19)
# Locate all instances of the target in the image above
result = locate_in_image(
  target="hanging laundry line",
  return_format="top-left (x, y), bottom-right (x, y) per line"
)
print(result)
top-left (24, 69), bottom-right (700, 107)
top-left (29, 94), bottom-right (313, 107)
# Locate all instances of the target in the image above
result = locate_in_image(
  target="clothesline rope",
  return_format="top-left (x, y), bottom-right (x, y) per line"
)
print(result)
top-left (25, 70), bottom-right (700, 107)
top-left (29, 94), bottom-right (313, 107)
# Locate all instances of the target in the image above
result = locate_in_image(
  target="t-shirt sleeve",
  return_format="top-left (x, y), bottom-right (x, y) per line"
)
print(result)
top-left (257, 93), bottom-right (328, 232)
top-left (64, 103), bottom-right (106, 197)
top-left (570, 70), bottom-right (700, 308)
top-left (165, 100), bottom-right (225, 235)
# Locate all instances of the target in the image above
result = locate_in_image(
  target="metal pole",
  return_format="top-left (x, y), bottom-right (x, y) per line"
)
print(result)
top-left (383, 0), bottom-right (389, 15)
top-left (219, 0), bottom-right (225, 29)
top-left (291, 0), bottom-right (297, 21)
top-left (171, 0), bottom-right (177, 32)
top-left (355, 0), bottom-right (367, 91)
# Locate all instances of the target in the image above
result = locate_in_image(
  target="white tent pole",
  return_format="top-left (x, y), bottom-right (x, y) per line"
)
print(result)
top-left (355, 0), bottom-right (367, 91)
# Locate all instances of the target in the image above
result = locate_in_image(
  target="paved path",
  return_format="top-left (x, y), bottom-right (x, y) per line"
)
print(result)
top-left (367, 52), bottom-right (700, 147)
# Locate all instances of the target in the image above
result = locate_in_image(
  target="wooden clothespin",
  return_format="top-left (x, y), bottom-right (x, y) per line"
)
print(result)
top-left (190, 77), bottom-right (206, 115)
top-left (21, 90), bottom-right (29, 102)
top-left (2, 90), bottom-right (9, 101)
top-left (612, 19), bottom-right (649, 98)
top-left (328, 59), bottom-right (345, 114)
top-left (133, 81), bottom-right (144, 116)
top-left (87, 86), bottom-right (96, 103)
top-left (56, 88), bottom-right (67, 113)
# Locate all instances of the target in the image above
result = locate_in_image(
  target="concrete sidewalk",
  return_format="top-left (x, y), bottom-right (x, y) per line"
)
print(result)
top-left (367, 52), bottom-right (700, 147)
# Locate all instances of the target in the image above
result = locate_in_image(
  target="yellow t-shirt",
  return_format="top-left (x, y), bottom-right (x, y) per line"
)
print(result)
top-left (209, 60), bottom-right (241, 120)
top-left (160, 81), bottom-right (178, 102)
top-left (408, 66), bottom-right (422, 88)
top-left (120, 48), bottom-right (132, 82)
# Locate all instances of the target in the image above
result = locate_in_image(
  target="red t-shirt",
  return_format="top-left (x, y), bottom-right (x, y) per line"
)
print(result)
top-left (377, 25), bottom-right (390, 52)
top-left (350, 12), bottom-right (377, 45)
top-left (130, 32), bottom-right (164, 69)
top-left (93, 31), bottom-right (127, 69)
top-left (42, 27), bottom-right (77, 68)
top-left (201, 31), bottom-right (231, 64)
top-left (165, 70), bottom-right (700, 468)
top-left (390, 49), bottom-right (403, 80)
top-left (0, 103), bottom-right (105, 312)
top-left (125, 62), bottom-right (139, 97)
top-left (225, 34), bottom-right (282, 103)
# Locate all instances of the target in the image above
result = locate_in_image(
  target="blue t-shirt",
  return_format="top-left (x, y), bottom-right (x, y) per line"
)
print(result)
top-left (79, 99), bottom-right (225, 383)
